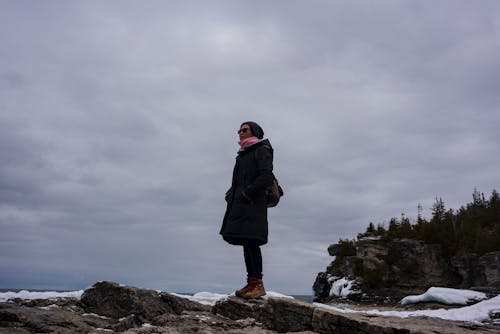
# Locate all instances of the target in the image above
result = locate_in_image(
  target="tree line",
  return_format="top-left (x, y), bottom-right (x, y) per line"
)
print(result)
top-left (361, 189), bottom-right (500, 258)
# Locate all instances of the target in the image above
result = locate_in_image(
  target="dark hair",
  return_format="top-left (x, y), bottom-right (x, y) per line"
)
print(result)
top-left (241, 121), bottom-right (264, 139)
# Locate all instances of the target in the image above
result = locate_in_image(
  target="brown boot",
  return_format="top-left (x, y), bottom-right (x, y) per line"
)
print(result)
top-left (242, 278), bottom-right (266, 299)
top-left (235, 277), bottom-right (251, 297)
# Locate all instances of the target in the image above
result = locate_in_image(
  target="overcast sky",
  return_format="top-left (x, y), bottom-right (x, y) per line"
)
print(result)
top-left (1, 1), bottom-right (499, 294)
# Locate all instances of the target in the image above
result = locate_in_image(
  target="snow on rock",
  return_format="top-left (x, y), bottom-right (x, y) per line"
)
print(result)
top-left (0, 287), bottom-right (292, 307)
top-left (172, 292), bottom-right (229, 306)
top-left (0, 290), bottom-right (84, 302)
top-left (400, 287), bottom-right (487, 305)
top-left (262, 291), bottom-right (294, 299)
top-left (328, 277), bottom-right (359, 298)
top-left (1, 285), bottom-right (499, 325)
top-left (38, 304), bottom-right (59, 310)
top-left (173, 290), bottom-right (293, 305)
top-left (375, 294), bottom-right (500, 323)
top-left (191, 291), bottom-right (230, 305)
top-left (316, 294), bottom-right (500, 324)
top-left (82, 313), bottom-right (111, 320)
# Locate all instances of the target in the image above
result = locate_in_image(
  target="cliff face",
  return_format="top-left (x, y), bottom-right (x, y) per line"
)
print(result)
top-left (313, 237), bottom-right (500, 302)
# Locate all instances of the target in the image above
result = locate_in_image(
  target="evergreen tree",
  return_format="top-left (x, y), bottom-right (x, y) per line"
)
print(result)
top-left (431, 197), bottom-right (446, 223)
top-left (387, 217), bottom-right (400, 239)
top-left (472, 188), bottom-right (487, 207)
top-left (366, 222), bottom-right (375, 233)
top-left (359, 189), bottom-right (499, 258)
top-left (489, 189), bottom-right (500, 208)
top-left (417, 203), bottom-right (424, 224)
top-left (400, 213), bottom-right (412, 238)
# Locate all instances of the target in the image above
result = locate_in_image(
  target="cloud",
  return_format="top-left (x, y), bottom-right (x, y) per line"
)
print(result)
top-left (1, 1), bottom-right (499, 294)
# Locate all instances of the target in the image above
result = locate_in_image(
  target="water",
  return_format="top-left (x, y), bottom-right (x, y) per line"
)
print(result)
top-left (292, 295), bottom-right (315, 303)
top-left (0, 289), bottom-right (71, 293)
top-left (1, 288), bottom-right (314, 303)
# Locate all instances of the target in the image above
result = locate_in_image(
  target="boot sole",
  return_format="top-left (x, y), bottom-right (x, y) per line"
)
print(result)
top-left (235, 291), bottom-right (248, 297)
top-left (242, 292), bottom-right (266, 299)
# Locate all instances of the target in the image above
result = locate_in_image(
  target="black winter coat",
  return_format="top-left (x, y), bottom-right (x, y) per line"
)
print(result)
top-left (220, 139), bottom-right (274, 246)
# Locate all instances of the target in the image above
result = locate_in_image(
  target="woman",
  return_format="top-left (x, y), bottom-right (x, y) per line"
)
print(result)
top-left (220, 121), bottom-right (274, 299)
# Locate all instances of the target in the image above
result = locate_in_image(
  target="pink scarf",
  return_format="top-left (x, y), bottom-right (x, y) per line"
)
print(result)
top-left (238, 136), bottom-right (260, 151)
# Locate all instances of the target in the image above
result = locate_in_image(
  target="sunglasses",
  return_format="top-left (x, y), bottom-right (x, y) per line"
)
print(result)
top-left (237, 128), bottom-right (250, 134)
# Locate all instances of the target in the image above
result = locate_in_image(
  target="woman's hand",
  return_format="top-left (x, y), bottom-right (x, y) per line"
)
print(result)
top-left (239, 190), bottom-right (254, 204)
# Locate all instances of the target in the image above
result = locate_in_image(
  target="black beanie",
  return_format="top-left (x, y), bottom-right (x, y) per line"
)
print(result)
top-left (241, 121), bottom-right (264, 139)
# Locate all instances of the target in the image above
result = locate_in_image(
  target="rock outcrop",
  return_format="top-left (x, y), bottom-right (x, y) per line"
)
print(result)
top-left (212, 295), bottom-right (498, 334)
top-left (80, 281), bottom-right (208, 319)
top-left (313, 237), bottom-right (500, 303)
top-left (1, 281), bottom-right (498, 333)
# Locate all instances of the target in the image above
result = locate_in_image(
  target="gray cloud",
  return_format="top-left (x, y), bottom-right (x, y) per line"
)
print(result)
top-left (1, 1), bottom-right (499, 294)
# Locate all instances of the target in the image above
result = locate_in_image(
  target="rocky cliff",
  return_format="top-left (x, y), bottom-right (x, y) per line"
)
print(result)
top-left (1, 281), bottom-right (497, 333)
top-left (313, 237), bottom-right (500, 303)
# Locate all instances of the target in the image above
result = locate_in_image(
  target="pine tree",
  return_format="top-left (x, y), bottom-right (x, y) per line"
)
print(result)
top-left (400, 213), bottom-right (412, 238)
top-left (355, 189), bottom-right (499, 257)
top-left (388, 217), bottom-right (400, 239)
top-left (431, 197), bottom-right (446, 223)
top-left (489, 189), bottom-right (500, 207)
top-left (366, 222), bottom-right (375, 233)
top-left (417, 203), bottom-right (424, 224)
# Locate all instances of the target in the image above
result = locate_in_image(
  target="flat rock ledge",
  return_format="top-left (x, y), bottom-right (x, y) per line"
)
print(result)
top-left (0, 281), bottom-right (497, 334)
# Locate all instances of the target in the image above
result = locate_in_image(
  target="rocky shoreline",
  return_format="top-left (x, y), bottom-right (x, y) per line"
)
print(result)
top-left (1, 281), bottom-right (498, 333)
top-left (313, 237), bottom-right (500, 303)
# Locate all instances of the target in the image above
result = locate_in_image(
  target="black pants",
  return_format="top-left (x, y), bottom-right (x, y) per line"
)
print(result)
top-left (243, 243), bottom-right (263, 279)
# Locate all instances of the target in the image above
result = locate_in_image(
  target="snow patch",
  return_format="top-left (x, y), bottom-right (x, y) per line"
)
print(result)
top-left (358, 236), bottom-right (381, 241)
top-left (83, 313), bottom-right (112, 320)
top-left (401, 287), bottom-right (487, 305)
top-left (173, 290), bottom-right (293, 305)
top-left (196, 315), bottom-right (211, 322)
top-left (328, 277), bottom-right (359, 298)
top-left (0, 290), bottom-right (84, 302)
top-left (262, 291), bottom-right (294, 299)
top-left (172, 292), bottom-right (228, 306)
top-left (315, 293), bottom-right (500, 324)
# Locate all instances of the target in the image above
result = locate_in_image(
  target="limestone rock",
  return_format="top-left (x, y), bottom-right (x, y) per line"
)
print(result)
top-left (312, 272), bottom-right (331, 300)
top-left (312, 307), bottom-right (420, 334)
top-left (214, 297), bottom-right (317, 333)
top-left (451, 251), bottom-right (500, 293)
top-left (480, 252), bottom-right (500, 287)
top-left (328, 243), bottom-right (356, 257)
top-left (262, 297), bottom-right (315, 333)
top-left (311, 306), bottom-right (496, 334)
top-left (212, 295), bottom-right (265, 320)
top-left (211, 295), bottom-right (499, 334)
top-left (1, 281), bottom-right (498, 334)
top-left (314, 238), bottom-right (500, 302)
top-left (80, 281), bottom-right (208, 319)
top-left (0, 300), bottom-right (113, 333)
